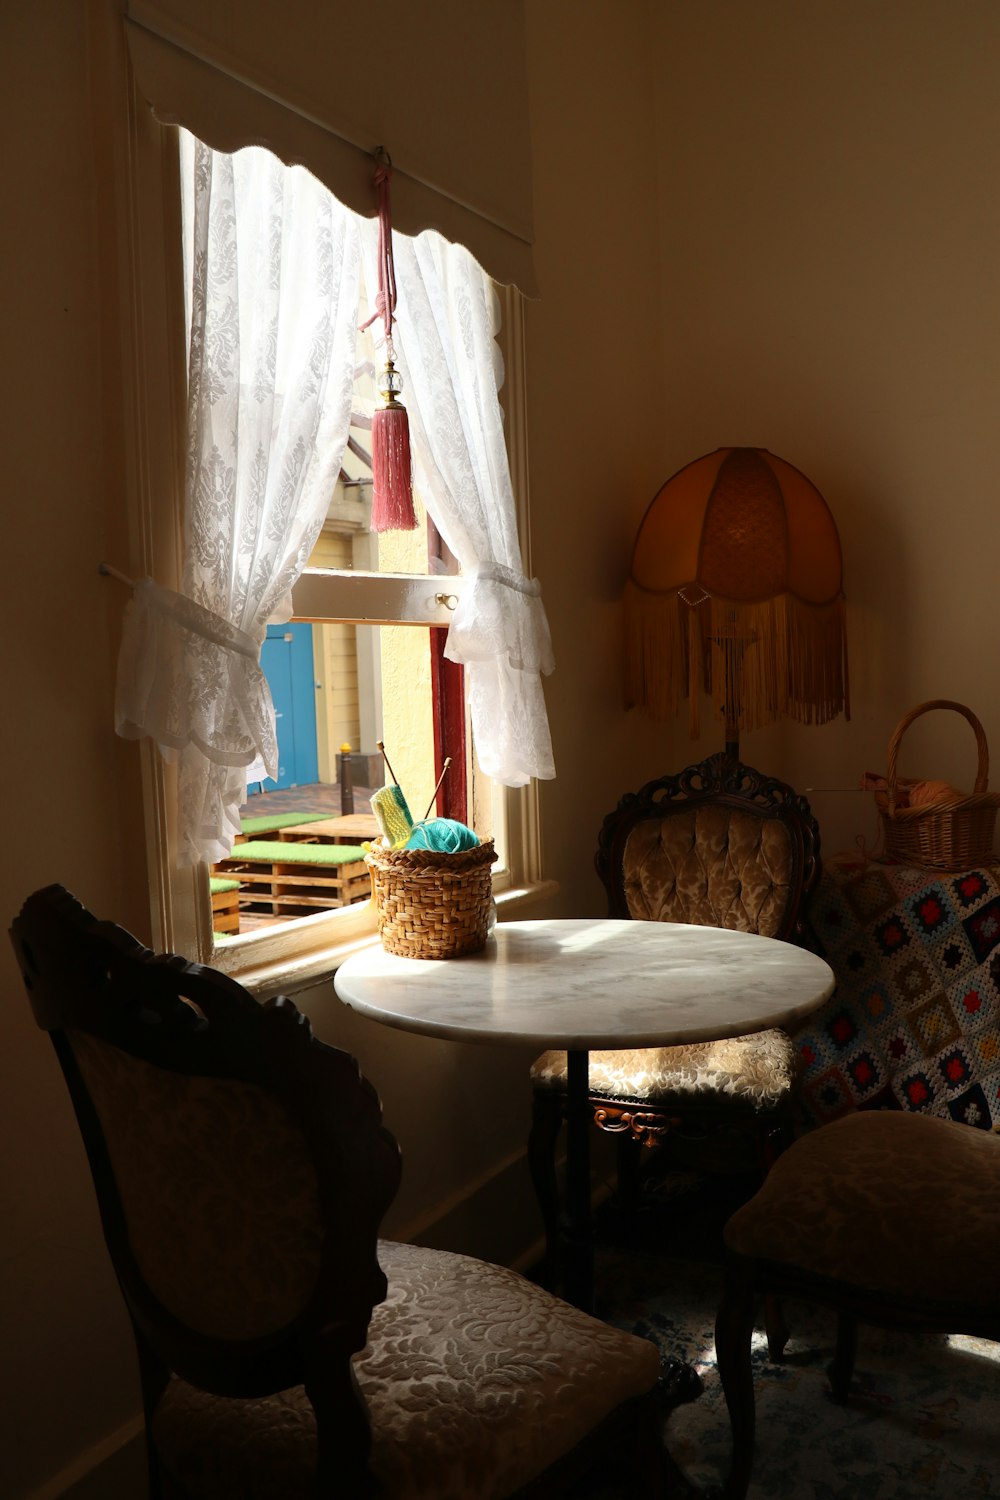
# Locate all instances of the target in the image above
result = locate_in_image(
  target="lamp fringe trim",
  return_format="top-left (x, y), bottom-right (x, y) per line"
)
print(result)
top-left (624, 582), bottom-right (850, 736)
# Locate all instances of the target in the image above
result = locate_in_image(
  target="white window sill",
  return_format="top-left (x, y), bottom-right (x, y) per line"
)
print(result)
top-left (224, 879), bottom-right (561, 1001)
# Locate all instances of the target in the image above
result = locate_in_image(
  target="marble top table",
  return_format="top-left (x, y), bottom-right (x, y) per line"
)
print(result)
top-left (334, 919), bottom-right (835, 1309)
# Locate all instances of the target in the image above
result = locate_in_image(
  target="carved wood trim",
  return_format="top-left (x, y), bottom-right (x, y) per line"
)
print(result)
top-left (593, 1104), bottom-right (681, 1148)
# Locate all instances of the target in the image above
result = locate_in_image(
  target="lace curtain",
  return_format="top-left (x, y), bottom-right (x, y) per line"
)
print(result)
top-left (365, 228), bottom-right (556, 786)
top-left (116, 136), bottom-right (554, 866)
top-left (116, 134), bottom-right (362, 863)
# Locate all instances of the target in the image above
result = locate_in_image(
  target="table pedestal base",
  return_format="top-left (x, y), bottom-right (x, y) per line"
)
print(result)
top-left (562, 1049), bottom-right (709, 1417)
top-left (562, 1048), bottom-right (593, 1312)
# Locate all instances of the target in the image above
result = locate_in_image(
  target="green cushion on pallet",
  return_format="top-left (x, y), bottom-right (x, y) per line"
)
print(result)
top-left (239, 812), bottom-right (330, 836)
top-left (227, 841), bottom-right (368, 866)
top-left (210, 877), bottom-right (241, 895)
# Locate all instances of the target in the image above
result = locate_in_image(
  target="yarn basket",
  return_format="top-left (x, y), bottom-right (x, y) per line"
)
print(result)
top-left (365, 839), bottom-right (497, 958)
top-left (874, 700), bottom-right (1000, 870)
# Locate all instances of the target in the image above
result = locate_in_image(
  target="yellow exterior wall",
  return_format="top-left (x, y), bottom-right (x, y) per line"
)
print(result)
top-left (307, 531), bottom-right (360, 781)
top-left (374, 517), bottom-right (438, 814)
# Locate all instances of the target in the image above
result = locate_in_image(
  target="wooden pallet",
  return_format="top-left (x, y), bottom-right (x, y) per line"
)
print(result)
top-left (209, 877), bottom-right (241, 935)
top-left (214, 841), bottom-right (370, 917)
top-left (234, 811), bottom-right (331, 844)
top-left (276, 814), bottom-right (379, 845)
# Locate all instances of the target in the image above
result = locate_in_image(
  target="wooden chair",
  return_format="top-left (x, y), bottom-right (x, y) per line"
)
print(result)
top-left (528, 753), bottom-right (820, 1285)
top-left (715, 1108), bottom-right (1000, 1498)
top-left (11, 885), bottom-right (673, 1500)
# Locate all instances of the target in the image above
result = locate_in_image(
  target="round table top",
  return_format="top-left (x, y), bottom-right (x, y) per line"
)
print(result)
top-left (333, 918), bottom-right (835, 1050)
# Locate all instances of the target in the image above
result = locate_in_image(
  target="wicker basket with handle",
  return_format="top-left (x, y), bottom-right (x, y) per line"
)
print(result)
top-left (365, 839), bottom-right (497, 959)
top-left (874, 700), bottom-right (1000, 869)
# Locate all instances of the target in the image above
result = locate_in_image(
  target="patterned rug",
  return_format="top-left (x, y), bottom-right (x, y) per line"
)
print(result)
top-left (792, 854), bottom-right (1000, 1130)
top-left (594, 1243), bottom-right (1000, 1499)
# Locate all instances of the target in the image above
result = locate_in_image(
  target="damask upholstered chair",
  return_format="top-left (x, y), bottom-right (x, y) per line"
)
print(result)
top-left (528, 753), bottom-right (821, 1285)
top-left (11, 886), bottom-right (670, 1500)
top-left (715, 1109), bottom-right (1000, 1498)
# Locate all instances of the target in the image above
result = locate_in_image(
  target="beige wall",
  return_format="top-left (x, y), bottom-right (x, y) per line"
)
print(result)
top-left (527, 0), bottom-right (1000, 913)
top-left (646, 0), bottom-right (1000, 863)
top-left (2, 6), bottom-right (154, 1497)
top-left (5, 0), bottom-right (1000, 1495)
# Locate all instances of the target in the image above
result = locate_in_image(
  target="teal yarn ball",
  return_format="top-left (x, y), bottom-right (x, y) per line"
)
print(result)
top-left (404, 818), bottom-right (480, 853)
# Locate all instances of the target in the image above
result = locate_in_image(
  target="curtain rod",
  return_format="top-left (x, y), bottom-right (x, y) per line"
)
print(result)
top-left (98, 562), bottom-right (135, 587)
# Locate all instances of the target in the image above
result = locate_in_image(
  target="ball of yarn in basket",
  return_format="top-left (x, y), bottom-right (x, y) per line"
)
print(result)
top-left (908, 779), bottom-right (962, 806)
top-left (404, 818), bottom-right (480, 852)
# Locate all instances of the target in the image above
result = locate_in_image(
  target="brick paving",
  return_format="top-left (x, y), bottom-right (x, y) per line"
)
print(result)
top-left (239, 780), bottom-right (374, 821)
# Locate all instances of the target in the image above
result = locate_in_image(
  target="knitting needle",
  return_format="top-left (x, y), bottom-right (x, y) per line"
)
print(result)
top-left (422, 757), bottom-right (452, 821)
top-left (376, 740), bottom-right (401, 787)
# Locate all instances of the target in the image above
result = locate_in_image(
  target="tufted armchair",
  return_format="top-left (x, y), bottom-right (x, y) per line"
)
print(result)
top-left (11, 885), bottom-right (671, 1500)
top-left (528, 753), bottom-right (821, 1288)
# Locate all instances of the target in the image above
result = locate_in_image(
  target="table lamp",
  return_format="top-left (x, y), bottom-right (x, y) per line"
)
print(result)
top-left (624, 446), bottom-right (849, 756)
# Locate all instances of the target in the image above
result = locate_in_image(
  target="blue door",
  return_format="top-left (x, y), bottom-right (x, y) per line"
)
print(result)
top-left (249, 624), bottom-right (319, 792)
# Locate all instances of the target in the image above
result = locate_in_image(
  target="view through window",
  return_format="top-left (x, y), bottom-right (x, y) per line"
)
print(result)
top-left (212, 288), bottom-right (486, 942)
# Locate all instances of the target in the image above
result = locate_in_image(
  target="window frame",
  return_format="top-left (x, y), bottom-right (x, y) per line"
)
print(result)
top-left (120, 108), bottom-right (553, 996)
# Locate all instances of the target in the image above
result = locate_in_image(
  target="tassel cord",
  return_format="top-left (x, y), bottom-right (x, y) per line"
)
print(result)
top-left (359, 161), bottom-right (399, 364)
top-left (360, 151), bottom-right (416, 533)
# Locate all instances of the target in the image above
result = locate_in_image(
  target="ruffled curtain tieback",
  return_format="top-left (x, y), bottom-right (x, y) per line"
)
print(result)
top-left (473, 562), bottom-right (542, 598)
top-left (447, 566), bottom-right (555, 677)
top-left (133, 579), bottom-right (261, 659)
top-left (116, 578), bottom-right (276, 775)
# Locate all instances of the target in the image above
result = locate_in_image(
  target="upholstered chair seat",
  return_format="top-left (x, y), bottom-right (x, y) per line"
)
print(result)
top-left (723, 1110), bottom-right (1000, 1304)
top-left (715, 1110), bottom-right (1000, 1498)
top-left (530, 1029), bottom-right (799, 1112)
top-left (528, 754), bottom-right (820, 1294)
top-left (154, 1240), bottom-right (662, 1500)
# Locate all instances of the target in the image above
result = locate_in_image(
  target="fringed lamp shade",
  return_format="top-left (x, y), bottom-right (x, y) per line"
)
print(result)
top-left (624, 447), bottom-right (849, 741)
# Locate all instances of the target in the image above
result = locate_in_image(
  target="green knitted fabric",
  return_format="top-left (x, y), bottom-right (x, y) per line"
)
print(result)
top-left (371, 785), bottom-right (414, 847)
top-left (239, 812), bottom-right (329, 836)
top-left (226, 841), bottom-right (367, 866)
top-left (209, 877), bottom-right (241, 894)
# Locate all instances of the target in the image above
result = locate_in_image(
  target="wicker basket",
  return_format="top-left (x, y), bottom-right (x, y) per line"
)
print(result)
top-left (874, 700), bottom-right (1000, 870)
top-left (365, 839), bottom-right (497, 959)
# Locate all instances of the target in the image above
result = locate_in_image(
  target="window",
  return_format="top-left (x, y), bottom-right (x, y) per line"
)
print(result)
top-left (228, 303), bottom-right (475, 943)
top-left (118, 118), bottom-right (553, 993)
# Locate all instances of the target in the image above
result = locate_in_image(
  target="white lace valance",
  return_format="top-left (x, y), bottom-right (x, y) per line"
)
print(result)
top-left (124, 0), bottom-right (537, 294)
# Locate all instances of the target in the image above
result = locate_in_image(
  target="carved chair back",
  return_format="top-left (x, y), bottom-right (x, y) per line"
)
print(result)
top-left (595, 753), bottom-right (820, 941)
top-left (9, 886), bottom-right (401, 1430)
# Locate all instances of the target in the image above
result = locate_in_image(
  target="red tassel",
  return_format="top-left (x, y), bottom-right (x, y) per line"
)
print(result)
top-left (370, 358), bottom-right (416, 532)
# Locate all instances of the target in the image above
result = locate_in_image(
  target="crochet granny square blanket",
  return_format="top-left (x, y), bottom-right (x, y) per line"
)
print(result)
top-left (792, 853), bottom-right (1000, 1130)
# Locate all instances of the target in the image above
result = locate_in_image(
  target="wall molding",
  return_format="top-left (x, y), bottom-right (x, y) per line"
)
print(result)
top-left (26, 1416), bottom-right (144, 1500)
